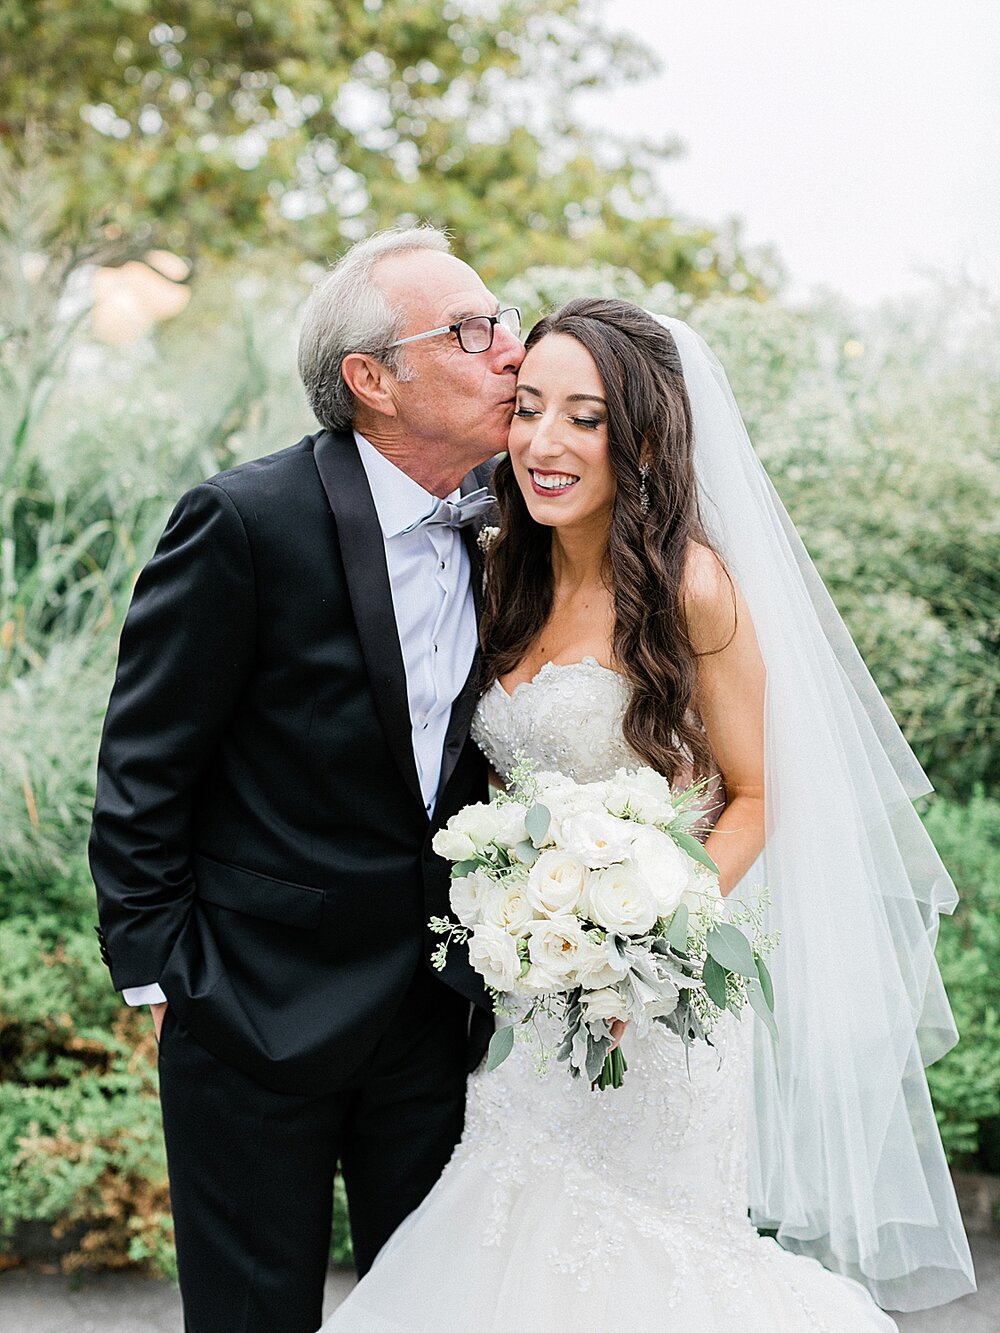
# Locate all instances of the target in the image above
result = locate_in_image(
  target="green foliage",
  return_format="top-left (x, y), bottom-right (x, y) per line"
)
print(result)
top-left (0, 0), bottom-right (772, 295)
top-left (0, 857), bottom-right (174, 1273)
top-left (694, 289), bottom-right (1000, 799)
top-left (922, 791), bottom-right (1000, 1167)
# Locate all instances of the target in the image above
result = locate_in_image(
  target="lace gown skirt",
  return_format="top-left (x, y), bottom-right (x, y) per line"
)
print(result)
top-left (323, 1014), bottom-right (896, 1331)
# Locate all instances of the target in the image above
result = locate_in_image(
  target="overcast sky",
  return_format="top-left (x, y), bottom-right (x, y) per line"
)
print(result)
top-left (581, 0), bottom-right (999, 304)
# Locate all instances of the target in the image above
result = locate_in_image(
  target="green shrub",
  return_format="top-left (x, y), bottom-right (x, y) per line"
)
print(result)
top-left (922, 791), bottom-right (1000, 1168)
top-left (0, 863), bottom-right (173, 1273)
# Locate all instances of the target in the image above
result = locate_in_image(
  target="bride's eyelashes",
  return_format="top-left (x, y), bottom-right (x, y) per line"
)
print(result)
top-left (512, 404), bottom-right (605, 430)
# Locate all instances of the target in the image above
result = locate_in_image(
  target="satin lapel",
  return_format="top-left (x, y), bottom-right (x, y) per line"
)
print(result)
top-left (435, 467), bottom-right (496, 805)
top-left (313, 431), bottom-right (424, 812)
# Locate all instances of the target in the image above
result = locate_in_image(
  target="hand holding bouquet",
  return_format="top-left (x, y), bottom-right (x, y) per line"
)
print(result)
top-left (430, 760), bottom-right (776, 1089)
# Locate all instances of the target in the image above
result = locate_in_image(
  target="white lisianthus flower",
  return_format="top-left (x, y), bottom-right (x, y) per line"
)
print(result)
top-left (624, 765), bottom-right (677, 825)
top-left (480, 882), bottom-right (535, 937)
top-left (526, 849), bottom-right (588, 917)
top-left (629, 826), bottom-right (690, 917)
top-left (562, 811), bottom-right (636, 869)
top-left (449, 868), bottom-right (495, 927)
top-left (601, 771), bottom-right (632, 818)
top-left (534, 774), bottom-right (606, 842)
top-left (432, 826), bottom-right (477, 862)
top-left (581, 986), bottom-right (629, 1025)
top-left (467, 923), bottom-right (521, 991)
top-left (526, 916), bottom-right (590, 981)
top-left (584, 864), bottom-right (658, 936)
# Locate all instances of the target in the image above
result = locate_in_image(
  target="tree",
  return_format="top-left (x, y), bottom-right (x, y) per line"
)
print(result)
top-left (0, 0), bottom-right (774, 292)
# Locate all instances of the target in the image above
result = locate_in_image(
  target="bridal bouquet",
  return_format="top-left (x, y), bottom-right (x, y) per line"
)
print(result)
top-left (429, 760), bottom-right (776, 1089)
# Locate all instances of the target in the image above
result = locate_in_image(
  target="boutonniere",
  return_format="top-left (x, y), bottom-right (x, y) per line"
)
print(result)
top-left (477, 525), bottom-right (499, 556)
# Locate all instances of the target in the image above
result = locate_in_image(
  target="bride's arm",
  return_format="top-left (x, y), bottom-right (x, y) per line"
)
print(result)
top-left (683, 546), bottom-right (766, 896)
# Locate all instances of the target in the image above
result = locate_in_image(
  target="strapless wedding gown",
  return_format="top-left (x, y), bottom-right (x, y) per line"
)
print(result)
top-left (322, 659), bottom-right (897, 1331)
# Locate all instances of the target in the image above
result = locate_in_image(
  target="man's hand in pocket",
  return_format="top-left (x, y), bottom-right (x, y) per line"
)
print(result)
top-left (151, 1001), bottom-right (168, 1043)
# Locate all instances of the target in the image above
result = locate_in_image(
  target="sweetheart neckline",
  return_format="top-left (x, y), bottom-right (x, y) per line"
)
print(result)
top-left (492, 655), bottom-right (624, 701)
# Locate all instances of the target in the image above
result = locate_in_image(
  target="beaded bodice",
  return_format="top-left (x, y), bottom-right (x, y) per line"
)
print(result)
top-left (471, 656), bottom-right (639, 783)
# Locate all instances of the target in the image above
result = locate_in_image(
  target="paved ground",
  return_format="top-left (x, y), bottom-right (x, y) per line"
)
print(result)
top-left (1, 1234), bottom-right (997, 1330)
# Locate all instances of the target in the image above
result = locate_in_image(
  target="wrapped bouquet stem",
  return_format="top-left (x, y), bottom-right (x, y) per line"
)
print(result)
top-left (430, 759), bottom-right (776, 1089)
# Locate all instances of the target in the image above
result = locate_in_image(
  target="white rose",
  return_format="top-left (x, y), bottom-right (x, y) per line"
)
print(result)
top-left (575, 934), bottom-right (630, 990)
top-left (432, 827), bottom-right (477, 862)
top-left (449, 868), bottom-right (494, 927)
top-left (526, 916), bottom-right (590, 981)
top-left (584, 864), bottom-right (658, 937)
top-left (562, 811), bottom-right (636, 869)
top-left (647, 977), bottom-right (680, 1020)
top-left (480, 882), bottom-right (535, 937)
top-left (629, 826), bottom-right (690, 917)
top-left (450, 802), bottom-right (505, 850)
top-left (581, 986), bottom-right (629, 1025)
top-left (526, 850), bottom-right (588, 917)
top-left (467, 923), bottom-right (521, 991)
top-left (520, 961), bottom-right (567, 995)
top-left (491, 800), bottom-right (529, 850)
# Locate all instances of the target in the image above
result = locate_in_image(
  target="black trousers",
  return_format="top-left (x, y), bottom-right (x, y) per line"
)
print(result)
top-left (157, 967), bottom-right (469, 1333)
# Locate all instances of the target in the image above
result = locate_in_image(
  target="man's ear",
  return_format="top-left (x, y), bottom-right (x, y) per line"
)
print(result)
top-left (341, 353), bottom-right (399, 418)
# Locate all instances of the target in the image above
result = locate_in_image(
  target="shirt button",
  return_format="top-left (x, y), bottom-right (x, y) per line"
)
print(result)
top-left (439, 561), bottom-right (446, 570)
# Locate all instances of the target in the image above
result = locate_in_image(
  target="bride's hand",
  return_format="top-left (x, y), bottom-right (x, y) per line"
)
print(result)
top-left (609, 1019), bottom-right (628, 1051)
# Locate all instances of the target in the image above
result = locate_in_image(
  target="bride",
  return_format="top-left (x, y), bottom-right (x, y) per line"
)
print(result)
top-left (322, 300), bottom-right (975, 1329)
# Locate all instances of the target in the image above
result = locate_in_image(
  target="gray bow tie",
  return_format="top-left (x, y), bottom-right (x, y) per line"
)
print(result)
top-left (402, 487), bottom-right (496, 534)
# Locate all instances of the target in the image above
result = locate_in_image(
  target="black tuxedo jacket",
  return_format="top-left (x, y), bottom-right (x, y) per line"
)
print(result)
top-left (89, 429), bottom-right (492, 1094)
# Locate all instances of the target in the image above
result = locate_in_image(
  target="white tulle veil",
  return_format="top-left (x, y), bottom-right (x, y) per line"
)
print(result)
top-left (651, 314), bottom-right (975, 1311)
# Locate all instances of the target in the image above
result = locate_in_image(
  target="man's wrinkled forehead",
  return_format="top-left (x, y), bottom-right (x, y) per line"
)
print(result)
top-left (374, 250), bottom-right (496, 327)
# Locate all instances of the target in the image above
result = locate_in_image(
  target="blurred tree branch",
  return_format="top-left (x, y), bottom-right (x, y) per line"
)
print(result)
top-left (0, 0), bottom-right (777, 292)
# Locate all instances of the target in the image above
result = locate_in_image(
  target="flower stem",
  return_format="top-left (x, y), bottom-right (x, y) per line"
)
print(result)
top-left (595, 1045), bottom-right (628, 1090)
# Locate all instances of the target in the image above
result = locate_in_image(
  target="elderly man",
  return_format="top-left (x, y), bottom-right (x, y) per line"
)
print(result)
top-left (90, 227), bottom-right (524, 1332)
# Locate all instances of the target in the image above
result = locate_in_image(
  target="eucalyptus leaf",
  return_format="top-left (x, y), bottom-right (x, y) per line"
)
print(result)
top-left (451, 859), bottom-right (479, 878)
top-left (665, 903), bottom-right (690, 950)
top-left (755, 954), bottom-right (774, 1010)
top-left (486, 1024), bottom-right (515, 1072)
top-left (513, 839), bottom-right (540, 866)
top-left (705, 923), bottom-right (757, 979)
top-left (702, 953), bottom-right (729, 1008)
top-left (747, 977), bottom-right (779, 1042)
top-left (524, 802), bottom-right (551, 847)
top-left (670, 829), bottom-right (720, 875)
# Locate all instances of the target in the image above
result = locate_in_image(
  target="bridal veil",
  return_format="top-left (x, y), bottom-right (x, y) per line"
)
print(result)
top-left (654, 314), bottom-right (976, 1311)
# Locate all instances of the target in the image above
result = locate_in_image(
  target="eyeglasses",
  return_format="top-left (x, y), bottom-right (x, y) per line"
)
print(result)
top-left (387, 307), bottom-right (521, 355)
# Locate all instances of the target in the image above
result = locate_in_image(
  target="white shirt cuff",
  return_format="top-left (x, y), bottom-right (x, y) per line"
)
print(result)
top-left (122, 983), bottom-right (167, 1006)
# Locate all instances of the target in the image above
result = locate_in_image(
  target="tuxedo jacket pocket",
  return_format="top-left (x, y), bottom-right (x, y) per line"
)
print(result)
top-left (192, 853), bottom-right (324, 930)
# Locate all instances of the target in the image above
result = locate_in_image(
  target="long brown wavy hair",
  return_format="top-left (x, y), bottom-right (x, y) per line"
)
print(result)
top-left (480, 298), bottom-right (725, 784)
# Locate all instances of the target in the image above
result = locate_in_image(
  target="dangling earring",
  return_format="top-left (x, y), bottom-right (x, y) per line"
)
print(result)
top-left (639, 463), bottom-right (650, 515)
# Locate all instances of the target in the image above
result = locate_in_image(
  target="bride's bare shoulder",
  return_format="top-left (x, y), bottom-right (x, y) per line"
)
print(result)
top-left (680, 542), bottom-right (738, 654)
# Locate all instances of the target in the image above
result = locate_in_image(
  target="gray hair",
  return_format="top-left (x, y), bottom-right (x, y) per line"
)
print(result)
top-left (298, 225), bottom-right (452, 431)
